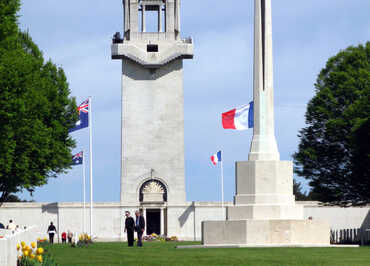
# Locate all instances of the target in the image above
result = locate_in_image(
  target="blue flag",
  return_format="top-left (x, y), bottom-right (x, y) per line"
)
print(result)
top-left (69, 99), bottom-right (89, 133)
top-left (72, 151), bottom-right (83, 165)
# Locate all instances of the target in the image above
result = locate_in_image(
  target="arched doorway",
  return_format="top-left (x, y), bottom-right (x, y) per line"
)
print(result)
top-left (139, 179), bottom-right (167, 235)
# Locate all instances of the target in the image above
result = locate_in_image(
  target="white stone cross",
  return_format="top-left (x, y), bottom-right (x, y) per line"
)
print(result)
top-left (249, 0), bottom-right (280, 161)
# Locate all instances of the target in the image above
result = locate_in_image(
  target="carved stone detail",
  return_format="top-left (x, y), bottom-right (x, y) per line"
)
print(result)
top-left (142, 181), bottom-right (165, 194)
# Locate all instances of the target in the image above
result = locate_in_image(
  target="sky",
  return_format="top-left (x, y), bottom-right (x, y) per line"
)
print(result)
top-left (17, 0), bottom-right (370, 203)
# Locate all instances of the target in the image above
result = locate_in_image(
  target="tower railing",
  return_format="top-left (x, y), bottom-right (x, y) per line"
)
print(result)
top-left (182, 37), bottom-right (192, 44)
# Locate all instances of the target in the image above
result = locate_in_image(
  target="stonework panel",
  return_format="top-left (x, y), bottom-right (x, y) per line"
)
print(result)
top-left (121, 59), bottom-right (186, 204)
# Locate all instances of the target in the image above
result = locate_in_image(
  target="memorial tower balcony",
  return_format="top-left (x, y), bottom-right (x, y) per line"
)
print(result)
top-left (111, 0), bottom-right (193, 69)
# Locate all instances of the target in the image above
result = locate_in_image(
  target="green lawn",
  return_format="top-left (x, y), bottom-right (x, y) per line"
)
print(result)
top-left (41, 241), bottom-right (370, 266)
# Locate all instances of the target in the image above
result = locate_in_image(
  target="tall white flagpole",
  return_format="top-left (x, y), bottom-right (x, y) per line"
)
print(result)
top-left (82, 149), bottom-right (86, 234)
top-left (220, 151), bottom-right (224, 210)
top-left (89, 96), bottom-right (93, 238)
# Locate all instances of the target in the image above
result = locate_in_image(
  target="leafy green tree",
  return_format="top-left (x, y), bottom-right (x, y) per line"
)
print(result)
top-left (293, 42), bottom-right (370, 205)
top-left (0, 0), bottom-right (78, 205)
top-left (0, 0), bottom-right (19, 41)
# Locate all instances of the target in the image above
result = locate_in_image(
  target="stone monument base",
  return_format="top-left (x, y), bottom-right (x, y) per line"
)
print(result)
top-left (201, 219), bottom-right (330, 245)
top-left (201, 158), bottom-right (331, 246)
top-left (227, 205), bottom-right (303, 220)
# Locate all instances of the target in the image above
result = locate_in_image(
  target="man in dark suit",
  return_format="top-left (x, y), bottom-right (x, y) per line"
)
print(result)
top-left (134, 210), bottom-right (145, 247)
top-left (124, 211), bottom-right (135, 247)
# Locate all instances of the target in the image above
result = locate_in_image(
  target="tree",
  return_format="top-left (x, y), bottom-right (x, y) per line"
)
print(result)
top-left (3, 194), bottom-right (33, 202)
top-left (293, 42), bottom-right (370, 205)
top-left (293, 180), bottom-right (319, 201)
top-left (0, 0), bottom-right (78, 205)
top-left (293, 179), bottom-right (309, 201)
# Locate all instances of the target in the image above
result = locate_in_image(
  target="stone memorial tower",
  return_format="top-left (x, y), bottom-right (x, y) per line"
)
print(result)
top-left (202, 0), bottom-right (330, 246)
top-left (111, 0), bottom-right (193, 207)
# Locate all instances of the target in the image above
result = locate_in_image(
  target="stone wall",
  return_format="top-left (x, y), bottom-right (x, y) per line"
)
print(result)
top-left (0, 202), bottom-right (227, 241)
top-left (0, 226), bottom-right (38, 266)
top-left (301, 202), bottom-right (370, 230)
top-left (0, 202), bottom-right (369, 242)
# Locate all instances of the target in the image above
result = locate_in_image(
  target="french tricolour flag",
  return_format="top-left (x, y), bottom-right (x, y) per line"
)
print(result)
top-left (210, 151), bottom-right (222, 166)
top-left (222, 101), bottom-right (254, 130)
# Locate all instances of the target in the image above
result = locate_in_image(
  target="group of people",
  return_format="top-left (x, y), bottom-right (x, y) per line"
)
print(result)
top-left (7, 211), bottom-right (146, 246)
top-left (2, 219), bottom-right (20, 232)
top-left (47, 210), bottom-right (146, 247)
top-left (47, 222), bottom-right (75, 244)
top-left (61, 231), bottom-right (74, 244)
top-left (124, 210), bottom-right (145, 247)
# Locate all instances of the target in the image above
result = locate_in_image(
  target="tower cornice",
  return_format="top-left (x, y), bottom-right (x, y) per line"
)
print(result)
top-left (111, 39), bottom-right (193, 68)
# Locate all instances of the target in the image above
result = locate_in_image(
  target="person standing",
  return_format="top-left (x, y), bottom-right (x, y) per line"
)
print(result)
top-left (7, 220), bottom-right (16, 231)
top-left (61, 232), bottom-right (67, 244)
top-left (47, 222), bottom-right (57, 244)
top-left (67, 230), bottom-right (73, 243)
top-left (124, 211), bottom-right (135, 247)
top-left (134, 210), bottom-right (145, 247)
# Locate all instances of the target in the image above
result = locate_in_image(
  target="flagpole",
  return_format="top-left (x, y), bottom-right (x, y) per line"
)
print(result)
top-left (220, 151), bottom-right (224, 211)
top-left (82, 149), bottom-right (86, 234)
top-left (89, 96), bottom-right (93, 238)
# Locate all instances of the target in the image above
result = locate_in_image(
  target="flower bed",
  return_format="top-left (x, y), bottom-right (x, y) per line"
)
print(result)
top-left (17, 241), bottom-right (57, 266)
top-left (37, 237), bottom-right (48, 244)
top-left (142, 233), bottom-right (178, 242)
top-left (71, 233), bottom-right (93, 248)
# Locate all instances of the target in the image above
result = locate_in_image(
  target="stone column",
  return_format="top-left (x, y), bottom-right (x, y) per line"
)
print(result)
top-left (165, 0), bottom-right (175, 35)
top-left (176, 0), bottom-right (181, 33)
top-left (160, 208), bottom-right (165, 235)
top-left (248, 0), bottom-right (279, 161)
top-left (124, 0), bottom-right (129, 33)
top-left (142, 4), bottom-right (146, 32)
top-left (143, 208), bottom-right (147, 235)
top-left (158, 5), bottom-right (162, 32)
top-left (143, 208), bottom-right (147, 220)
top-left (229, 0), bottom-right (301, 214)
top-left (201, 0), bottom-right (330, 247)
top-left (129, 0), bottom-right (139, 37)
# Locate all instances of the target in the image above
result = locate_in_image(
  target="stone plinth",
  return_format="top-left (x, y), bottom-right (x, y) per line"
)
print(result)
top-left (234, 161), bottom-right (296, 206)
top-left (227, 205), bottom-right (303, 220)
top-left (227, 160), bottom-right (303, 220)
top-left (200, 160), bottom-right (330, 246)
top-left (227, 161), bottom-right (303, 220)
top-left (202, 219), bottom-right (330, 245)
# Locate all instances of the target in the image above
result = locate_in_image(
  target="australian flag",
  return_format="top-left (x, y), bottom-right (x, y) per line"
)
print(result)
top-left (69, 99), bottom-right (89, 133)
top-left (72, 151), bottom-right (83, 165)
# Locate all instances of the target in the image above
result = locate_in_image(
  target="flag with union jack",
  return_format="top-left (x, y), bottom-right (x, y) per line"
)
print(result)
top-left (72, 151), bottom-right (83, 165)
top-left (69, 99), bottom-right (89, 133)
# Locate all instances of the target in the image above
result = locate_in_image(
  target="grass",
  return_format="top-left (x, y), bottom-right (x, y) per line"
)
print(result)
top-left (41, 241), bottom-right (370, 266)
